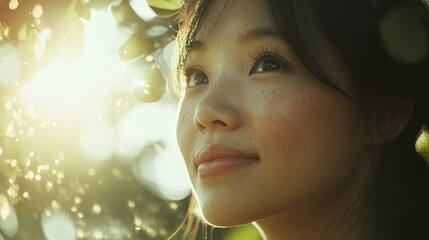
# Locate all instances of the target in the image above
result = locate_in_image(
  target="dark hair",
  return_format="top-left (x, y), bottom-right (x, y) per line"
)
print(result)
top-left (174, 0), bottom-right (429, 239)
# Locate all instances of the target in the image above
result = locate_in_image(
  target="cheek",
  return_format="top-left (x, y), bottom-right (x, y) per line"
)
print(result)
top-left (259, 100), bottom-right (323, 172)
top-left (252, 88), bottom-right (360, 197)
top-left (254, 90), bottom-right (324, 156)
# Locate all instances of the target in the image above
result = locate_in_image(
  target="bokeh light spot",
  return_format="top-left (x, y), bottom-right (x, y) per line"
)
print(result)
top-left (10, 159), bottom-right (17, 167)
top-left (32, 4), bottom-right (44, 19)
top-left (76, 229), bottom-right (85, 239)
top-left (93, 230), bottom-right (103, 239)
top-left (8, 0), bottom-right (18, 10)
top-left (146, 25), bottom-right (169, 38)
top-left (22, 192), bottom-right (29, 199)
top-left (92, 204), bottom-right (101, 214)
top-left (128, 200), bottom-right (135, 209)
top-left (51, 200), bottom-right (60, 209)
top-left (42, 211), bottom-right (76, 240)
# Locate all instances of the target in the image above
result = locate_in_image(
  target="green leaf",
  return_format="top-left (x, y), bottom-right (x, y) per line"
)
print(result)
top-left (135, 65), bottom-right (166, 102)
top-left (150, 7), bottom-right (178, 18)
top-left (380, 4), bottom-right (428, 64)
top-left (416, 129), bottom-right (429, 162)
top-left (225, 225), bottom-right (262, 240)
top-left (147, 0), bottom-right (182, 17)
top-left (119, 32), bottom-right (154, 60)
top-left (147, 0), bottom-right (182, 10)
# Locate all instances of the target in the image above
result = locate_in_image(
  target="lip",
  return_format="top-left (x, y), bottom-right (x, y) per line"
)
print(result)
top-left (195, 143), bottom-right (259, 177)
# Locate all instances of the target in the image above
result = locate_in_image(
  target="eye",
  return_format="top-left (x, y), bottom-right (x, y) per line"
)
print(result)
top-left (248, 48), bottom-right (291, 75)
top-left (251, 57), bottom-right (282, 74)
top-left (185, 69), bottom-right (209, 88)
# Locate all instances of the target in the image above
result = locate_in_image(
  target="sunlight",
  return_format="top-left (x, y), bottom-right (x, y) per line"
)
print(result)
top-left (20, 60), bottom-right (103, 119)
top-left (83, 8), bottom-right (131, 60)
top-left (19, 8), bottom-right (131, 121)
top-left (0, 1), bottom-right (189, 238)
top-left (12, 4), bottom-right (190, 201)
top-left (79, 122), bottom-right (116, 163)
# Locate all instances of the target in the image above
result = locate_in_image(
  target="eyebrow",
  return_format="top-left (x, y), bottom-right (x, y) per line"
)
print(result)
top-left (188, 39), bottom-right (206, 53)
top-left (238, 27), bottom-right (284, 45)
top-left (188, 27), bottom-right (284, 53)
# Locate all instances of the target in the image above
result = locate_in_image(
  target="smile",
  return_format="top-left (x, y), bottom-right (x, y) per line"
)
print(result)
top-left (195, 143), bottom-right (259, 177)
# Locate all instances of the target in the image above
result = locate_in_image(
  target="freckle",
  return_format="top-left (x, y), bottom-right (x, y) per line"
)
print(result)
top-left (301, 100), bottom-right (306, 105)
top-left (289, 112), bottom-right (292, 116)
top-left (272, 91), bottom-right (279, 99)
top-left (248, 136), bottom-right (252, 140)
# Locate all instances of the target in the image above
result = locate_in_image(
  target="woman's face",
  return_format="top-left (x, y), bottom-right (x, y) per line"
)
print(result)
top-left (176, 0), bottom-right (368, 227)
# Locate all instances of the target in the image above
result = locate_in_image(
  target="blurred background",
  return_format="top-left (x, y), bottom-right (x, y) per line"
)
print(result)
top-left (0, 0), bottom-right (261, 239)
top-left (0, 0), bottom-right (428, 239)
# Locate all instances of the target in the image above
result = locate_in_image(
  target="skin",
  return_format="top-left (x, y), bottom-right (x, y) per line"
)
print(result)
top-left (176, 0), bottom-right (376, 238)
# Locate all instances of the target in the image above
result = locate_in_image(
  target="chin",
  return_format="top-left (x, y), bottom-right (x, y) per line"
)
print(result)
top-left (200, 206), bottom-right (261, 228)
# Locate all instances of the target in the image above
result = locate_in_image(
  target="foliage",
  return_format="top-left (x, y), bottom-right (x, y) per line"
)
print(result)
top-left (0, 0), bottom-right (187, 239)
top-left (380, 1), bottom-right (428, 64)
top-left (148, 0), bottom-right (182, 17)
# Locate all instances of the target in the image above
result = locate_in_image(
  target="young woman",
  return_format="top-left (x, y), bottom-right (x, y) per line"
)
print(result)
top-left (173, 0), bottom-right (429, 239)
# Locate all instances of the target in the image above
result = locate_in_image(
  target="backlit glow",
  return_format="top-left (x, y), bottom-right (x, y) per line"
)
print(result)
top-left (15, 1), bottom-right (189, 201)
top-left (79, 123), bottom-right (116, 163)
top-left (0, 2), bottom-right (189, 238)
top-left (0, 44), bottom-right (22, 86)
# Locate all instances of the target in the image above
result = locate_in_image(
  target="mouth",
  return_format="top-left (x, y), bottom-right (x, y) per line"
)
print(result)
top-left (194, 143), bottom-right (259, 177)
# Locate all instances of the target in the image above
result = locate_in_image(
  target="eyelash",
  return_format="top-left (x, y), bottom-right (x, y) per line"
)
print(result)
top-left (248, 46), bottom-right (291, 74)
top-left (183, 67), bottom-right (208, 88)
top-left (182, 46), bottom-right (291, 88)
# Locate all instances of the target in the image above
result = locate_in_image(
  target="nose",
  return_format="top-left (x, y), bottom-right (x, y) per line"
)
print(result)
top-left (194, 90), bottom-right (241, 132)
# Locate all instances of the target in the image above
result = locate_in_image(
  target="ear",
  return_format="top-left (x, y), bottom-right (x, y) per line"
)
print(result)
top-left (365, 98), bottom-right (413, 146)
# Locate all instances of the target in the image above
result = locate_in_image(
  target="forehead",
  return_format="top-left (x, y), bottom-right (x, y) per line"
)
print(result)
top-left (185, 0), bottom-right (353, 94)
top-left (194, 0), bottom-right (274, 43)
